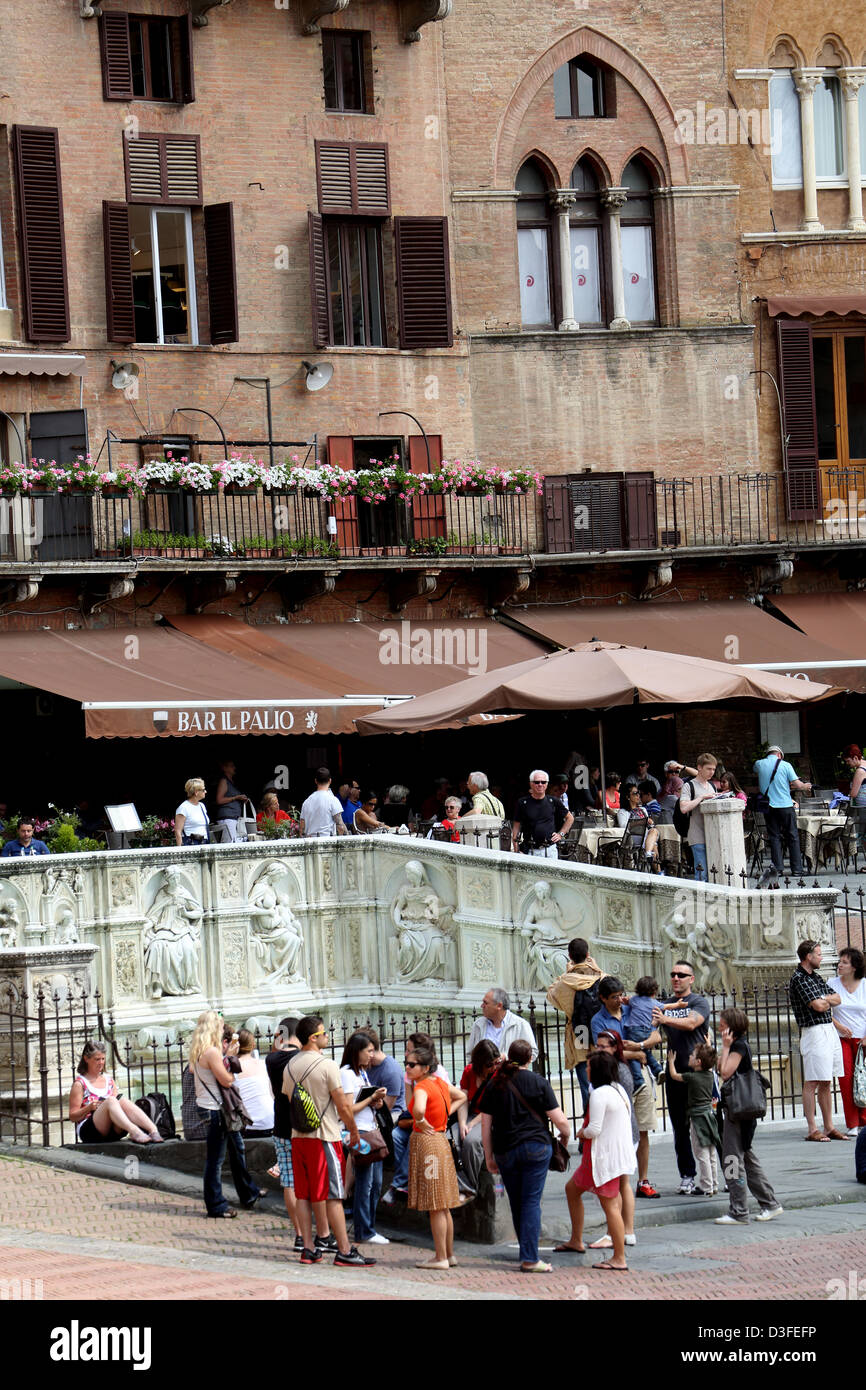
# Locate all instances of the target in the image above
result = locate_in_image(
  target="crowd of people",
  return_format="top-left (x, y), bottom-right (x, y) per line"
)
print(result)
top-left (68, 927), bottom-right (865, 1269)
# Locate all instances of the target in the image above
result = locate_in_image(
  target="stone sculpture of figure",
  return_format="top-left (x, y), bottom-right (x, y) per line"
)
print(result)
top-left (391, 860), bottom-right (452, 982)
top-left (142, 868), bottom-right (202, 999)
top-left (54, 906), bottom-right (79, 945)
top-left (0, 898), bottom-right (18, 949)
top-left (523, 880), bottom-right (570, 989)
top-left (659, 911), bottom-right (737, 996)
top-left (249, 864), bottom-right (304, 983)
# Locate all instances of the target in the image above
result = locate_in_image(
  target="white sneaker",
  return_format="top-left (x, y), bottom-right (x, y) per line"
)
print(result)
top-left (847, 1128), bottom-right (860, 1138)
top-left (624, 1233), bottom-right (636, 1246)
top-left (755, 1206), bottom-right (784, 1222)
top-left (677, 1178), bottom-right (696, 1195)
top-left (365, 1233), bottom-right (390, 1245)
top-left (714, 1214), bottom-right (748, 1225)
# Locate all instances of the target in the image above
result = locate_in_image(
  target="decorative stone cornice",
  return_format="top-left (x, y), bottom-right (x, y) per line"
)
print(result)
top-left (839, 68), bottom-right (866, 97)
top-left (192, 0), bottom-right (233, 26)
top-left (79, 1), bottom-right (101, 15)
top-left (300, 0), bottom-right (350, 36)
top-left (793, 68), bottom-right (824, 97)
top-left (550, 190), bottom-right (577, 212)
top-left (601, 187), bottom-right (628, 213)
top-left (400, 0), bottom-right (453, 43)
top-left (655, 185), bottom-right (740, 199)
top-left (451, 189), bottom-right (520, 202)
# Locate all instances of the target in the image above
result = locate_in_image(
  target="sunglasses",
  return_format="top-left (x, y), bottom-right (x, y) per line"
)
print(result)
top-left (531, 779), bottom-right (548, 785)
top-left (670, 971), bottom-right (692, 980)
top-left (405, 1060), bottom-right (422, 1069)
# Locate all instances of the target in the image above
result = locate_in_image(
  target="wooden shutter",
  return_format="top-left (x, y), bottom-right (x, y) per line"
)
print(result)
top-left (204, 203), bottom-right (238, 344)
top-left (543, 476), bottom-right (574, 553)
top-left (624, 471), bottom-right (657, 549)
top-left (177, 14), bottom-right (195, 104)
top-left (102, 201), bottom-right (135, 344)
top-left (99, 12), bottom-right (133, 100)
top-left (777, 317), bottom-right (820, 520)
top-left (315, 142), bottom-right (390, 215)
top-left (327, 437), bottom-right (358, 553)
top-left (12, 126), bottom-right (70, 344)
top-left (308, 212), bottom-right (329, 348)
top-left (394, 217), bottom-right (453, 350)
top-left (571, 476), bottom-right (624, 551)
top-left (125, 134), bottom-right (202, 204)
top-left (408, 435), bottom-right (445, 539)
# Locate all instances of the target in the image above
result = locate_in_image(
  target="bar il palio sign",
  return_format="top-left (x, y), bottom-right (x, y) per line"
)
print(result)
top-left (82, 703), bottom-right (365, 739)
top-left (167, 708), bottom-right (303, 733)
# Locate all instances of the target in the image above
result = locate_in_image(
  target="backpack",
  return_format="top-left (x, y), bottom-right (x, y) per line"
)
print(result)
top-left (572, 980), bottom-right (602, 1033)
top-left (285, 1056), bottom-right (328, 1134)
top-left (134, 1090), bottom-right (176, 1140)
top-left (672, 781), bottom-right (695, 837)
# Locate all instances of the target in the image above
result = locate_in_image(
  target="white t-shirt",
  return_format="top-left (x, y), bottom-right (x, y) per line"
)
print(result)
top-left (234, 1063), bottom-right (275, 1132)
top-left (484, 1019), bottom-right (506, 1050)
top-left (300, 789), bottom-right (344, 836)
top-left (340, 1065), bottom-right (378, 1130)
top-left (828, 975), bottom-right (866, 1038)
top-left (176, 799), bottom-right (209, 838)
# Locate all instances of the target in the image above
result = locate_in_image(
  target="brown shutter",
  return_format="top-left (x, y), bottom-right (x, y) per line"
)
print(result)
top-left (12, 126), bottom-right (70, 344)
top-left (102, 201), bottom-right (135, 344)
top-left (177, 13), bottom-right (195, 104)
top-left (99, 12), bottom-right (133, 100)
top-left (327, 438), bottom-right (358, 552)
top-left (570, 477), bottom-right (625, 551)
top-left (543, 476), bottom-right (574, 553)
top-left (777, 317), bottom-right (820, 520)
top-left (125, 134), bottom-right (202, 204)
top-left (409, 435), bottom-right (445, 539)
top-left (308, 212), bottom-right (329, 348)
top-left (204, 203), bottom-right (238, 344)
top-left (327, 436), bottom-right (355, 469)
top-left (624, 471), bottom-right (657, 549)
top-left (315, 142), bottom-right (390, 215)
top-left (394, 217), bottom-right (453, 350)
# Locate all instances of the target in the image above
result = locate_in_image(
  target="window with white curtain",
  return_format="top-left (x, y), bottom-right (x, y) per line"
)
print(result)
top-left (621, 159), bottom-right (657, 324)
top-left (769, 71), bottom-right (803, 188)
top-left (569, 159), bottom-right (603, 325)
top-left (859, 85), bottom-right (866, 184)
top-left (814, 75), bottom-right (845, 181)
top-left (0, 212), bottom-right (6, 311)
top-left (516, 160), bottom-right (552, 327)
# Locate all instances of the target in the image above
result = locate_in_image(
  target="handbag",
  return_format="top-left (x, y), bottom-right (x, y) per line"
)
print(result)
top-left (754, 756), bottom-right (783, 815)
top-left (351, 1125), bottom-right (389, 1168)
top-left (196, 1066), bottom-right (254, 1133)
top-left (720, 1065), bottom-right (769, 1122)
top-left (852, 1042), bottom-right (866, 1109)
top-left (505, 1076), bottom-right (570, 1173)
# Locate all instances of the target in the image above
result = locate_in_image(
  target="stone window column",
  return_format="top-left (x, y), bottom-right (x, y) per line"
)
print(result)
top-left (840, 69), bottom-right (866, 231)
top-left (601, 187), bottom-right (630, 330)
top-left (551, 190), bottom-right (579, 331)
top-left (793, 69), bottom-right (824, 231)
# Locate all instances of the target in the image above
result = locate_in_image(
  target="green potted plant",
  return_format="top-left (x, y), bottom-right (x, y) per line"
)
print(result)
top-left (470, 530), bottom-right (497, 556)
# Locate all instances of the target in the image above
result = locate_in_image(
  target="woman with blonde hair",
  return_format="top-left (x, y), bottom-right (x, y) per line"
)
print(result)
top-left (174, 778), bottom-right (210, 847)
top-left (189, 1010), bottom-right (263, 1218)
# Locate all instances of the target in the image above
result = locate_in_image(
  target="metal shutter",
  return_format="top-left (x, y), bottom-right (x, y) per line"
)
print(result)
top-left (12, 126), bottom-right (70, 343)
top-left (394, 217), bottom-right (453, 349)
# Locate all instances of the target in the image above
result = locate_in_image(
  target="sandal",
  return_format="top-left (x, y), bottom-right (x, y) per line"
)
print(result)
top-left (592, 1261), bottom-right (628, 1272)
top-left (208, 1208), bottom-right (238, 1218)
top-left (824, 1129), bottom-right (851, 1140)
top-left (520, 1261), bottom-right (553, 1273)
top-left (553, 1242), bottom-right (586, 1253)
top-left (804, 1131), bottom-right (831, 1142)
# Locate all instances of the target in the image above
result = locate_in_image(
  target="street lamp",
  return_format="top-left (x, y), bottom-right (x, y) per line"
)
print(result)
top-left (167, 407), bottom-right (228, 456)
top-left (378, 410), bottom-right (430, 470)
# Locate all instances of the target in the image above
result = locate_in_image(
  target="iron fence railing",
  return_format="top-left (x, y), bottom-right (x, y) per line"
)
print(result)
top-left (0, 978), bottom-right (848, 1148)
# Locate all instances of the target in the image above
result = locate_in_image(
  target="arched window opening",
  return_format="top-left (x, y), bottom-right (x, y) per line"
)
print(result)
top-left (621, 158), bottom-right (658, 324)
top-left (516, 159), bottom-right (553, 327)
top-left (569, 158), bottom-right (604, 325)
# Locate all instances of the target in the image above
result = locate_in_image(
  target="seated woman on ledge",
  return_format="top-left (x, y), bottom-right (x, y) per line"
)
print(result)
top-left (70, 1041), bottom-right (163, 1145)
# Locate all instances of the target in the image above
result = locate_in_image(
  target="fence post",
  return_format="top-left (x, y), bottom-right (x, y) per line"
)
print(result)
top-left (37, 990), bottom-right (50, 1149)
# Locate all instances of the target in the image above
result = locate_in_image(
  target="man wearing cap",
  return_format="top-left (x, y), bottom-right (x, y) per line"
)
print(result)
top-left (658, 761), bottom-right (698, 816)
top-left (754, 744), bottom-right (812, 885)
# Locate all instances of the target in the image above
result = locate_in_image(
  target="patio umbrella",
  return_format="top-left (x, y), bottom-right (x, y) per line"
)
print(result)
top-left (354, 641), bottom-right (840, 822)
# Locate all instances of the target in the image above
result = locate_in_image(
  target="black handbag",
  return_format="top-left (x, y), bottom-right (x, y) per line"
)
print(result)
top-left (505, 1076), bottom-right (570, 1174)
top-left (721, 1066), bottom-right (769, 1122)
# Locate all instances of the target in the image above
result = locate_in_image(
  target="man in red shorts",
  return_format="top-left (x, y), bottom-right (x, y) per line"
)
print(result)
top-left (283, 1014), bottom-right (375, 1267)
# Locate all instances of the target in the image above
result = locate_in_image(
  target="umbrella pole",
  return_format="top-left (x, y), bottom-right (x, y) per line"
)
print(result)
top-left (599, 717), bottom-right (608, 825)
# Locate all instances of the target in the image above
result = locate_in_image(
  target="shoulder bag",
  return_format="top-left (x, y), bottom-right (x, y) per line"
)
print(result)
top-left (196, 1066), bottom-right (253, 1133)
top-left (505, 1075), bottom-right (570, 1173)
top-left (754, 755), bottom-right (783, 815)
top-left (853, 1042), bottom-right (866, 1109)
top-left (720, 1062), bottom-right (770, 1122)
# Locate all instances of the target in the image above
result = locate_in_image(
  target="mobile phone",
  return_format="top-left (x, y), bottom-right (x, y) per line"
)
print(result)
top-left (232, 1033), bottom-right (239, 1041)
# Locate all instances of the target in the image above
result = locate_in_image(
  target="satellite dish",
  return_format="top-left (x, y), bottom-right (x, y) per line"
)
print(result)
top-left (301, 360), bottom-right (334, 392)
top-left (111, 360), bottom-right (140, 391)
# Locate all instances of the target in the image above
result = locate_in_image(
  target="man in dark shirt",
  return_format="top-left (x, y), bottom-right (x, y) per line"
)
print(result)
top-left (265, 1016), bottom-right (334, 1253)
top-left (652, 960), bottom-right (710, 1194)
top-left (624, 760), bottom-right (660, 796)
top-left (789, 940), bottom-right (844, 1140)
top-left (1, 820), bottom-right (49, 857)
top-left (512, 770), bottom-right (573, 858)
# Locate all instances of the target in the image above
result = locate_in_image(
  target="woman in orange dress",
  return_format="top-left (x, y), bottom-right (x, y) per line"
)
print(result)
top-left (407, 1045), bottom-right (466, 1270)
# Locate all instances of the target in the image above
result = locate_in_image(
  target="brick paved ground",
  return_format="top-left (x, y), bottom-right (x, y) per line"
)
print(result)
top-left (1, 1154), bottom-right (864, 1302)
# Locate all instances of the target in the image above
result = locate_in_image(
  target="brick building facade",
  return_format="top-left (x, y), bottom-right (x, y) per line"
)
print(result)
top-left (0, 0), bottom-right (861, 800)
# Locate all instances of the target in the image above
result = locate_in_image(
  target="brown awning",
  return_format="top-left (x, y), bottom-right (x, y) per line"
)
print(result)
top-left (0, 619), bottom-right (545, 738)
top-left (502, 601), bottom-right (866, 691)
top-left (767, 295), bottom-right (866, 319)
top-left (771, 593), bottom-right (866, 661)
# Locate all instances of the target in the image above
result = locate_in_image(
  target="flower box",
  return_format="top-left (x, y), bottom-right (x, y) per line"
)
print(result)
top-left (472, 543), bottom-right (498, 556)
top-left (498, 543), bottom-right (524, 555)
top-left (359, 546), bottom-right (384, 557)
top-left (382, 545), bottom-right (406, 557)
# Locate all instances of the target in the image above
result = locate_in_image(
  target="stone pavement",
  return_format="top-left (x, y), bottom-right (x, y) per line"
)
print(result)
top-left (0, 1128), bottom-right (864, 1301)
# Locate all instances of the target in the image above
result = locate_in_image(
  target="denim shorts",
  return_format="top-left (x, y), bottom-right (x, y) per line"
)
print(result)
top-left (274, 1135), bottom-right (294, 1188)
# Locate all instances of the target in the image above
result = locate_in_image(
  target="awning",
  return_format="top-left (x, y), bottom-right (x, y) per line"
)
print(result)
top-left (501, 600), bottom-right (866, 691)
top-left (0, 618), bottom-right (544, 738)
top-left (770, 593), bottom-right (866, 659)
top-left (0, 353), bottom-right (87, 377)
top-left (766, 296), bottom-right (866, 319)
